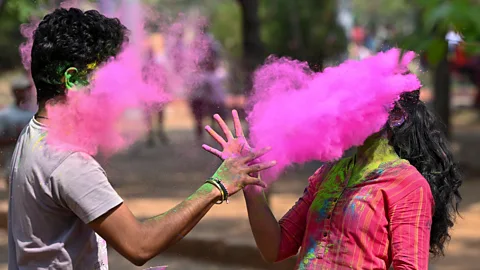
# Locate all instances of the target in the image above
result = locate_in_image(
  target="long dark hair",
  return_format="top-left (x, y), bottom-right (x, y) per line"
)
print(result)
top-left (387, 90), bottom-right (462, 256)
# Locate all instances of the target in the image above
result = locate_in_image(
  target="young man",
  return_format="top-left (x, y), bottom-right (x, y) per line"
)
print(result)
top-left (0, 74), bottom-right (35, 186)
top-left (8, 8), bottom-right (275, 269)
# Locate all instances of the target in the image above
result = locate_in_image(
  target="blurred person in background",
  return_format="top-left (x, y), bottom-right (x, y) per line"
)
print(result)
top-left (145, 31), bottom-right (169, 147)
top-left (378, 24), bottom-right (397, 53)
top-left (8, 8), bottom-right (275, 269)
top-left (448, 33), bottom-right (480, 109)
top-left (446, 29), bottom-right (463, 52)
top-left (189, 28), bottom-right (227, 142)
top-left (0, 73), bottom-right (35, 188)
top-left (364, 24), bottom-right (378, 52)
top-left (348, 25), bottom-right (372, 60)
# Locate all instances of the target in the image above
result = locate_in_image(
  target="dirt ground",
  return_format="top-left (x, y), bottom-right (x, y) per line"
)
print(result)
top-left (0, 72), bottom-right (479, 269)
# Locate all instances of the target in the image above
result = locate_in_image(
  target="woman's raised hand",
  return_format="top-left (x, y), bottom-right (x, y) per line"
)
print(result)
top-left (202, 110), bottom-right (253, 160)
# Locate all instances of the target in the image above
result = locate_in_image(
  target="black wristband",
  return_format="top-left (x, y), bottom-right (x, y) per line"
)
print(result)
top-left (208, 177), bottom-right (229, 203)
top-left (205, 179), bottom-right (224, 204)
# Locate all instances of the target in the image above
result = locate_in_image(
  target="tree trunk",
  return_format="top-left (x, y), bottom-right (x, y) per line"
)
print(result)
top-left (433, 55), bottom-right (451, 138)
top-left (288, 1), bottom-right (304, 58)
top-left (0, 0), bottom-right (7, 15)
top-left (237, 0), bottom-right (265, 94)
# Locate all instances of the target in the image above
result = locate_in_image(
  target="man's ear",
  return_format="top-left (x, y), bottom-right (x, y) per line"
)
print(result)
top-left (64, 67), bottom-right (78, 90)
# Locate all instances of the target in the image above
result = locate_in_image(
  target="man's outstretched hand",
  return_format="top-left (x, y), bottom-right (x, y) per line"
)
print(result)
top-left (211, 146), bottom-right (275, 196)
top-left (203, 110), bottom-right (271, 192)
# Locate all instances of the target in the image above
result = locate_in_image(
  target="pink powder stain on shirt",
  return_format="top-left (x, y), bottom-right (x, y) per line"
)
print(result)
top-left (247, 49), bottom-right (422, 181)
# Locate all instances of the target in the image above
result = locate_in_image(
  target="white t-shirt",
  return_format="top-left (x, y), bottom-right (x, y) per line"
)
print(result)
top-left (8, 118), bottom-right (122, 269)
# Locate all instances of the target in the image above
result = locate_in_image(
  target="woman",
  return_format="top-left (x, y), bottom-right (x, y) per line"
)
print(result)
top-left (203, 90), bottom-right (461, 269)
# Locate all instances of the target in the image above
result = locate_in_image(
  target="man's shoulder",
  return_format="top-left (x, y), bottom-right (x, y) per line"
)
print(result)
top-left (16, 127), bottom-right (101, 180)
top-left (53, 152), bottom-right (104, 176)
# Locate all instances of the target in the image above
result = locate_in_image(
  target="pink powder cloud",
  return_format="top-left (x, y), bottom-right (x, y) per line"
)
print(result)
top-left (247, 49), bottom-right (422, 181)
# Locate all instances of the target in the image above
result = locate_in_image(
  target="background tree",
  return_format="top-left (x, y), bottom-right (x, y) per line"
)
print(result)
top-left (235, 0), bottom-right (265, 94)
top-left (352, 0), bottom-right (480, 137)
top-left (0, 0), bottom-right (47, 70)
top-left (259, 0), bottom-right (346, 70)
top-left (400, 0), bottom-right (480, 137)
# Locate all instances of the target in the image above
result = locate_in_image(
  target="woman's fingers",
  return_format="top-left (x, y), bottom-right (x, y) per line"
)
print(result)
top-left (214, 114), bottom-right (234, 140)
top-left (202, 144), bottom-right (223, 158)
top-left (205, 125), bottom-right (227, 147)
top-left (242, 176), bottom-right (267, 188)
top-left (232, 110), bottom-right (245, 138)
top-left (245, 160), bottom-right (277, 174)
top-left (241, 146), bottom-right (272, 163)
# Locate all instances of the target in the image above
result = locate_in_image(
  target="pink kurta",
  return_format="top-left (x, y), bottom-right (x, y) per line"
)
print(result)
top-left (277, 138), bottom-right (434, 270)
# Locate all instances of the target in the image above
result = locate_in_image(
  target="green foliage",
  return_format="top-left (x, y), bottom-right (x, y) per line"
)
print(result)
top-left (259, 0), bottom-right (346, 66)
top-left (201, 0), bottom-right (347, 66)
top-left (0, 0), bottom-right (348, 70)
top-left (209, 0), bottom-right (241, 58)
top-left (0, 0), bottom-right (51, 70)
top-left (352, 0), bottom-right (412, 28)
top-left (400, 0), bottom-right (480, 66)
top-left (4, 0), bottom-right (49, 20)
top-left (354, 0), bottom-right (480, 66)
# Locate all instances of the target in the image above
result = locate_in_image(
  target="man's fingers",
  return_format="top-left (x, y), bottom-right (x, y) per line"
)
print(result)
top-left (214, 114), bottom-right (233, 140)
top-left (245, 160), bottom-right (277, 174)
top-left (205, 125), bottom-right (227, 147)
top-left (202, 144), bottom-right (223, 158)
top-left (242, 176), bottom-right (267, 189)
top-left (232, 110), bottom-right (245, 138)
top-left (241, 146), bottom-right (272, 163)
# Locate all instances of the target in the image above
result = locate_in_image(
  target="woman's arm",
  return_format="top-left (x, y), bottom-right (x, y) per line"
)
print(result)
top-left (244, 168), bottom-right (324, 262)
top-left (243, 185), bottom-right (281, 262)
top-left (202, 110), bottom-right (328, 263)
top-left (389, 181), bottom-right (434, 270)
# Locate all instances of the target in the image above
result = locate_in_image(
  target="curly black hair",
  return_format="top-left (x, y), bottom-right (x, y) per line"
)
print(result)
top-left (387, 90), bottom-right (462, 256)
top-left (31, 8), bottom-right (129, 103)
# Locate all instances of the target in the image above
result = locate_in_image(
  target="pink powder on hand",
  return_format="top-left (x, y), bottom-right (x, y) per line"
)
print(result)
top-left (247, 49), bottom-right (422, 181)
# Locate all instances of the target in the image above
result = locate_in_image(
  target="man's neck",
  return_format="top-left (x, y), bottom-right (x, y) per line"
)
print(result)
top-left (36, 96), bottom-right (65, 117)
top-left (35, 102), bottom-right (48, 123)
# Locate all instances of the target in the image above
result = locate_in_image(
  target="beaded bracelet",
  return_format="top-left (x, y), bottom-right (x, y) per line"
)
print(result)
top-left (206, 177), bottom-right (229, 204)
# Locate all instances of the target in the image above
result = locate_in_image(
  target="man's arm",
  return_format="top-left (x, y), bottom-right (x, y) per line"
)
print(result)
top-left (89, 183), bottom-right (220, 266)
top-left (85, 149), bottom-right (274, 266)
